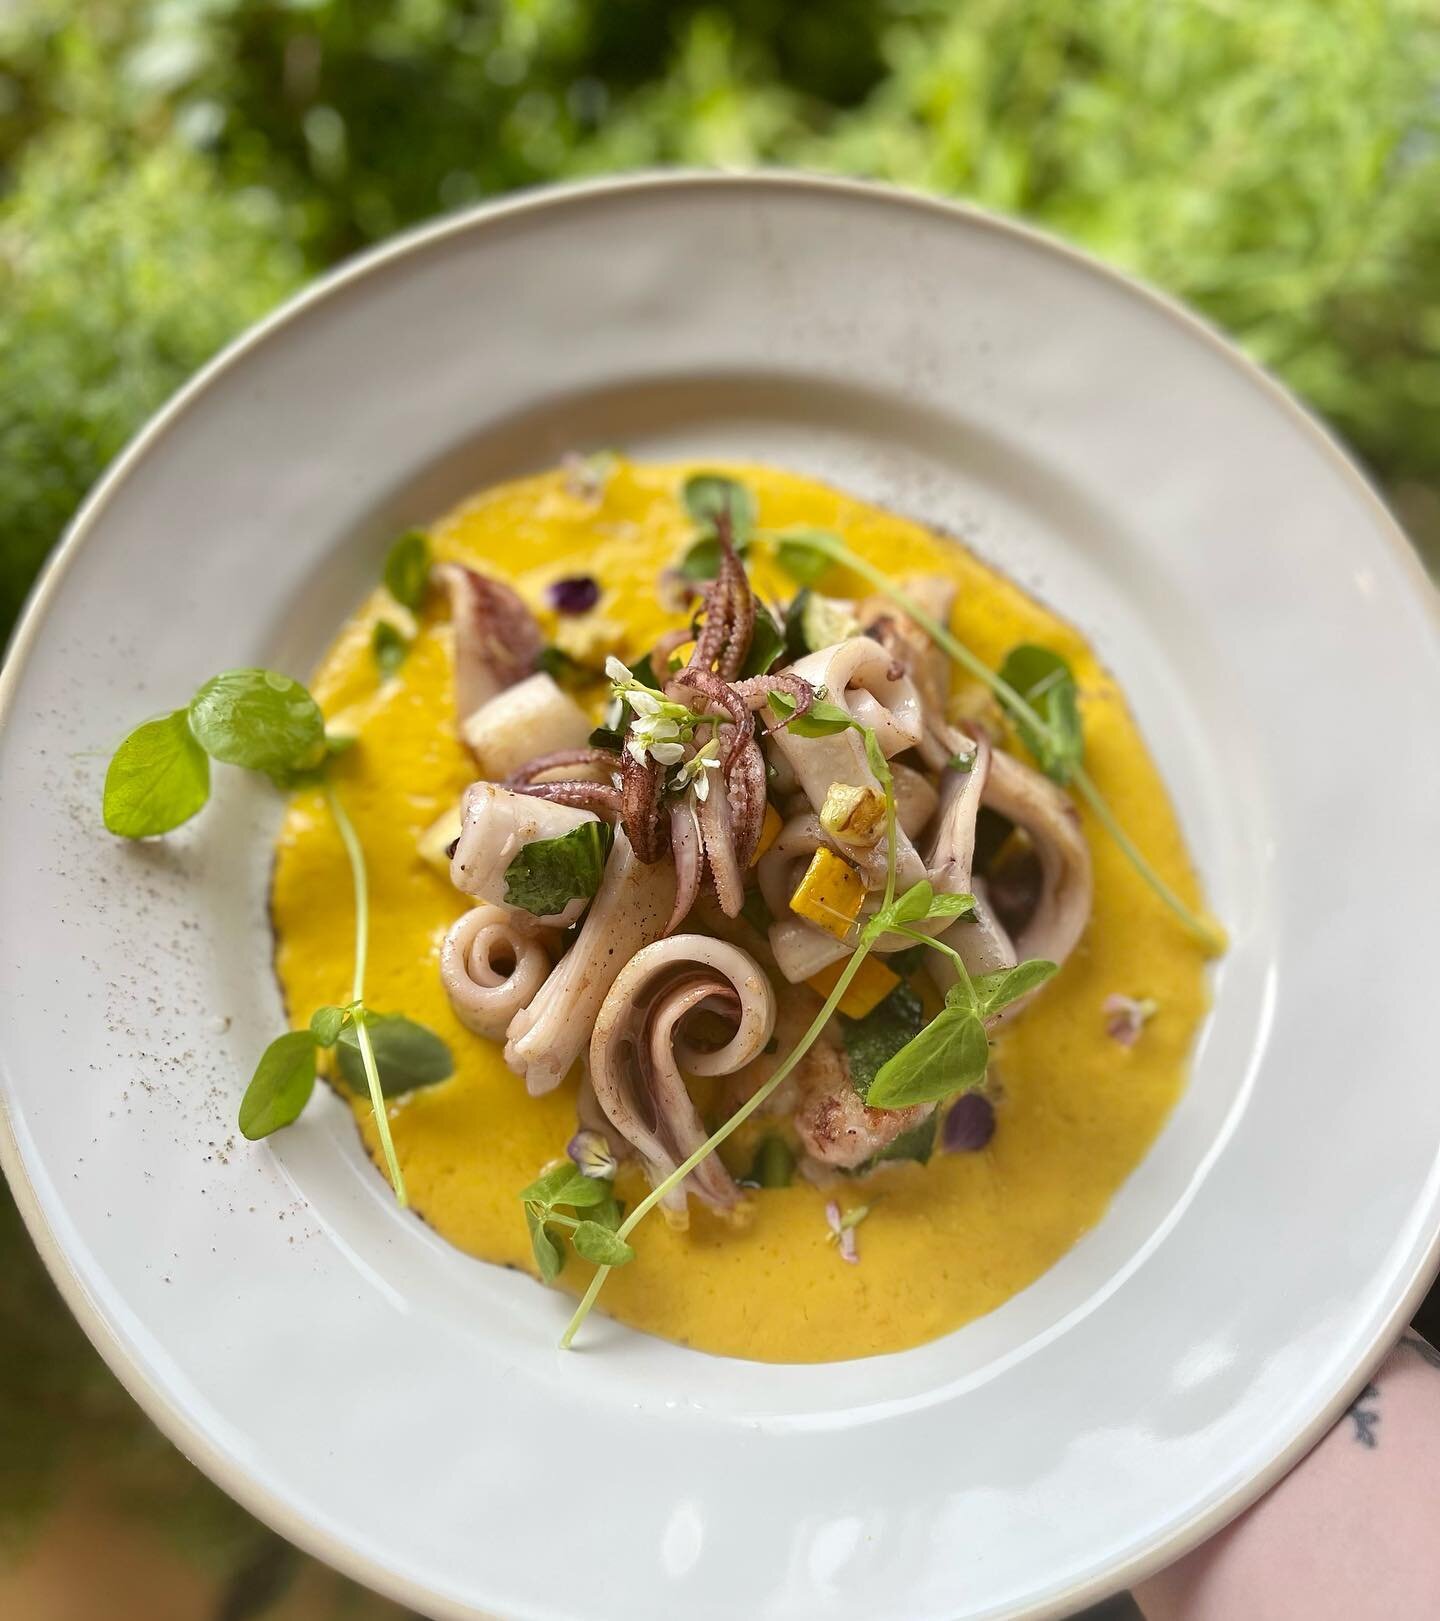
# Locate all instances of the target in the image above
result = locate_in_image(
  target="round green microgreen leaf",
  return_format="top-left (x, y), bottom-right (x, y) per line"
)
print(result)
top-left (102, 709), bottom-right (211, 838)
top-left (372, 619), bottom-right (408, 678)
top-left (865, 1008), bottom-right (990, 1111)
top-left (773, 528), bottom-right (841, 586)
top-left (187, 668), bottom-right (325, 776)
top-left (970, 959), bottom-right (1059, 1018)
top-left (995, 645), bottom-right (1083, 785)
top-left (383, 528), bottom-right (431, 611)
top-left (239, 1030), bottom-right (318, 1139)
top-left (309, 1004), bottom-right (348, 1046)
top-left (681, 473), bottom-right (757, 541)
top-left (526, 1210), bottom-right (566, 1282)
top-left (571, 1221), bottom-right (636, 1267)
top-left (334, 1013), bottom-right (453, 1097)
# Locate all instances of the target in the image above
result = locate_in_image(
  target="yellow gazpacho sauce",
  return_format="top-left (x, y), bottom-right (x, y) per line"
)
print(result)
top-left (271, 460), bottom-right (1209, 1363)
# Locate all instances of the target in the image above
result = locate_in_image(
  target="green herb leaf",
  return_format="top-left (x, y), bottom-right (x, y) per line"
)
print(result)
top-left (925, 891), bottom-right (977, 921)
top-left (587, 724), bottom-right (624, 753)
top-left (782, 587), bottom-right (812, 662)
top-left (866, 1008), bottom-right (990, 1110)
top-left (678, 532), bottom-right (748, 582)
top-left (526, 1209), bottom-right (565, 1283)
top-left (238, 1029), bottom-right (318, 1139)
top-left (571, 1221), bottom-right (636, 1266)
top-left (520, 1163), bottom-right (611, 1210)
top-left (383, 528), bottom-right (430, 611)
top-left (334, 1012), bottom-right (453, 1096)
top-left (502, 820), bottom-right (613, 917)
top-left (586, 1188), bottom-right (624, 1231)
top-left (743, 1134), bottom-right (796, 1188)
top-left (842, 982), bottom-right (926, 1100)
top-left (187, 668), bottom-right (325, 776)
top-left (864, 1112), bottom-right (938, 1168)
top-left (996, 645), bottom-right (1083, 785)
top-left (372, 619), bottom-right (408, 678)
top-left (308, 1005), bottom-right (347, 1046)
top-left (102, 709), bottom-right (211, 838)
top-left (681, 473), bottom-right (757, 541)
top-left (536, 645), bottom-right (592, 688)
top-left (887, 880), bottom-right (936, 926)
top-left (774, 528), bottom-right (841, 585)
top-left (766, 691), bottom-right (858, 738)
top-left (968, 959), bottom-right (1059, 1018)
top-left (739, 600), bottom-right (785, 677)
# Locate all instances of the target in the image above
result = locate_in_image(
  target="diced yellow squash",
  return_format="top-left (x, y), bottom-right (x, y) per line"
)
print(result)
top-left (807, 954), bottom-right (901, 1019)
top-left (789, 848), bottom-right (865, 940)
top-left (752, 802), bottom-right (782, 866)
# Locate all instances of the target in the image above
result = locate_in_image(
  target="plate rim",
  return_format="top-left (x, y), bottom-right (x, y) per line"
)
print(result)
top-left (1, 167), bottom-right (1437, 1620)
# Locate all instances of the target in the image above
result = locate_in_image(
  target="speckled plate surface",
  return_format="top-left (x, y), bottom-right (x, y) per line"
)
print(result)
top-left (2, 174), bottom-right (1438, 1621)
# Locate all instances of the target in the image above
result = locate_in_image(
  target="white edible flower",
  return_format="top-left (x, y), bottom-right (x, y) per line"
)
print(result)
top-left (671, 741), bottom-right (722, 801)
top-left (649, 741), bottom-right (685, 765)
top-left (604, 655), bottom-right (633, 685)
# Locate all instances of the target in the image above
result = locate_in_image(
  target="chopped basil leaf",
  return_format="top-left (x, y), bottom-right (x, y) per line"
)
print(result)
top-left (860, 1112), bottom-right (938, 1170)
top-left (739, 599), bottom-right (785, 677)
top-left (383, 528), bottom-right (430, 611)
top-left (188, 668), bottom-right (325, 776)
top-left (842, 982), bottom-right (926, 1101)
top-left (334, 1012), bottom-right (453, 1096)
top-left (102, 709), bottom-right (211, 838)
top-left (996, 644), bottom-right (1083, 785)
top-left (783, 587), bottom-right (812, 663)
top-left (238, 1029), bottom-right (318, 1140)
top-left (502, 820), bottom-right (613, 917)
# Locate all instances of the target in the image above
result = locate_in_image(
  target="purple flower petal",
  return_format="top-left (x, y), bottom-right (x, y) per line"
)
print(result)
top-left (547, 575), bottom-right (600, 616)
top-left (942, 1092), bottom-right (996, 1152)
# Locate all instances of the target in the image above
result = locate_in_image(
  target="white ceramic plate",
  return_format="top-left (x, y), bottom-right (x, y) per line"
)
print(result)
top-left (2, 174), bottom-right (1438, 1621)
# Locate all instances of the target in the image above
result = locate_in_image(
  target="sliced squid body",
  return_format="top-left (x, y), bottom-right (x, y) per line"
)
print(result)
top-left (441, 905), bottom-right (552, 1039)
top-left (926, 741), bottom-right (1094, 1016)
top-left (504, 829), bottom-right (677, 1095)
top-left (450, 781), bottom-right (600, 928)
top-left (434, 561), bottom-right (544, 725)
top-left (589, 936), bottom-right (776, 1220)
top-left (461, 672), bottom-right (592, 780)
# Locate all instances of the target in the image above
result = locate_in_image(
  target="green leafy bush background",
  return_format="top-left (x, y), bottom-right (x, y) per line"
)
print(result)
top-left (1, 0), bottom-right (1437, 1607)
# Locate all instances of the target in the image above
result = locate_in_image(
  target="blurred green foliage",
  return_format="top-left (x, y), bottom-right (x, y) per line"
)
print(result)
top-left (2, 0), bottom-right (1438, 634)
top-left (0, 0), bottom-right (1438, 1602)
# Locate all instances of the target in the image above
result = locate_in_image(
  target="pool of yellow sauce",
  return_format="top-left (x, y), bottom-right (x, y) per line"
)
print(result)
top-left (271, 460), bottom-right (1210, 1363)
